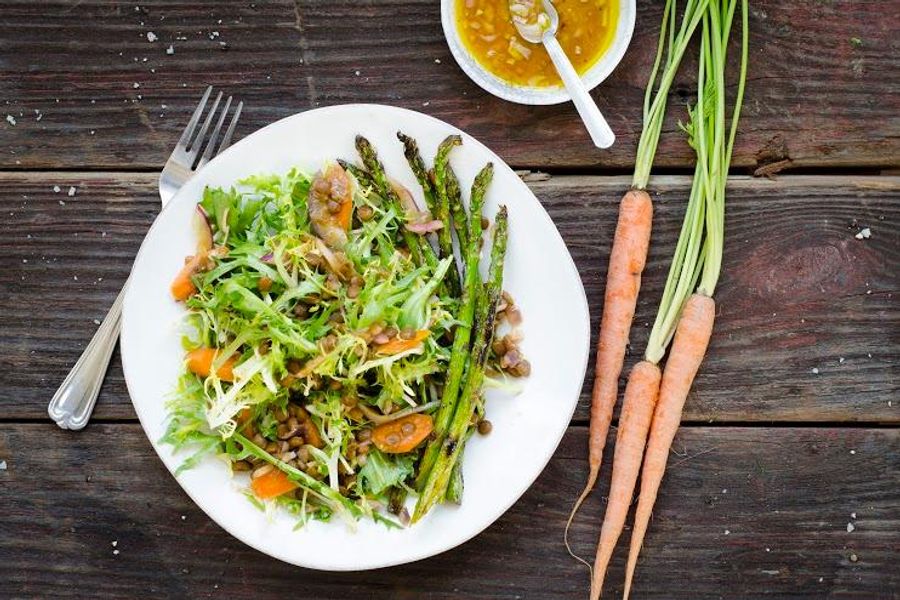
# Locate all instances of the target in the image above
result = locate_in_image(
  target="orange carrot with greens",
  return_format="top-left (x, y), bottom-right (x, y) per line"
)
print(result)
top-left (621, 2), bottom-right (748, 596)
top-left (622, 294), bottom-right (715, 597)
top-left (565, 0), bottom-right (710, 566)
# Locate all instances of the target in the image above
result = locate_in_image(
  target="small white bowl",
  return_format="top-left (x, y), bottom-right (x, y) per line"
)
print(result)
top-left (441, 0), bottom-right (636, 106)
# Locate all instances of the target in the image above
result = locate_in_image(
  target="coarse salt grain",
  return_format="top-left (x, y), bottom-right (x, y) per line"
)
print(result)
top-left (68, 186), bottom-right (76, 197)
top-left (6, 114), bottom-right (16, 125)
top-left (166, 45), bottom-right (175, 55)
top-left (846, 522), bottom-right (855, 532)
top-left (811, 367), bottom-right (819, 374)
top-left (53, 185), bottom-right (61, 193)
top-left (0, 460), bottom-right (7, 470)
top-left (146, 31), bottom-right (158, 42)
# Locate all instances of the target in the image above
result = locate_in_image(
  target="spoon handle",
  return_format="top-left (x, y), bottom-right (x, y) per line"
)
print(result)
top-left (543, 34), bottom-right (615, 149)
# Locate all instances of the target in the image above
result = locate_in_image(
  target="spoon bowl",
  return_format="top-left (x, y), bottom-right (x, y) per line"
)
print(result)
top-left (509, 0), bottom-right (558, 43)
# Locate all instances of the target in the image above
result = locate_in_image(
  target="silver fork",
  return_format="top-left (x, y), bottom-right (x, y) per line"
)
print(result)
top-left (48, 86), bottom-right (243, 430)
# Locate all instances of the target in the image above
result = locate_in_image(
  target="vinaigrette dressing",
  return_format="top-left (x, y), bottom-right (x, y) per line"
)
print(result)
top-left (456, 0), bottom-right (619, 87)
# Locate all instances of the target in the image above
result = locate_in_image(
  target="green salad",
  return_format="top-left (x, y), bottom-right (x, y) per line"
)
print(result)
top-left (163, 133), bottom-right (529, 527)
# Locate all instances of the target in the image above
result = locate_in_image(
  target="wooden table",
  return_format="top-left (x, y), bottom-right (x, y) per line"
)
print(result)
top-left (1, 1), bottom-right (897, 598)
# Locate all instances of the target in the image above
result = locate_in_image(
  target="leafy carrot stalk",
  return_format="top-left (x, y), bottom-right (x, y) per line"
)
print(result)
top-left (564, 0), bottom-right (710, 565)
top-left (622, 2), bottom-right (748, 596)
top-left (587, 157), bottom-right (707, 596)
top-left (589, 361), bottom-right (661, 599)
top-left (251, 468), bottom-right (299, 500)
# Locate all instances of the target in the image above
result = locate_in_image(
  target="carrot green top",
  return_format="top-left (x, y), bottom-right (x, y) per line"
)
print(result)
top-left (643, 0), bottom-right (749, 364)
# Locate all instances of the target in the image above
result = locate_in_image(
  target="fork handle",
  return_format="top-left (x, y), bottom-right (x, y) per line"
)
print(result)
top-left (47, 280), bottom-right (127, 430)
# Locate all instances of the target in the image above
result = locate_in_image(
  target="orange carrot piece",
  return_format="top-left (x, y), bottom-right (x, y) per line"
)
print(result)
top-left (237, 407), bottom-right (253, 424)
top-left (590, 360), bottom-right (661, 600)
top-left (185, 347), bottom-right (236, 382)
top-left (566, 190), bottom-right (653, 555)
top-left (376, 330), bottom-right (430, 355)
top-left (372, 414), bottom-right (434, 454)
top-left (251, 469), bottom-right (298, 500)
top-left (336, 197), bottom-right (353, 231)
top-left (622, 294), bottom-right (716, 600)
top-left (170, 253), bottom-right (207, 300)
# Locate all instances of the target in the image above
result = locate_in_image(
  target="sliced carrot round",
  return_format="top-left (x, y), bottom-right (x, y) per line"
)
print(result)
top-left (185, 347), bottom-right (236, 381)
top-left (372, 413), bottom-right (433, 454)
top-left (250, 469), bottom-right (298, 500)
top-left (170, 253), bottom-right (207, 300)
top-left (376, 330), bottom-right (430, 355)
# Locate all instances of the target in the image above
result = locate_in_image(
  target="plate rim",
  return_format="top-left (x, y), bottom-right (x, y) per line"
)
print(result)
top-left (120, 103), bottom-right (591, 570)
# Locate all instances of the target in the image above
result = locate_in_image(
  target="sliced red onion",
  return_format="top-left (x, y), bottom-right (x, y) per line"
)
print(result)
top-left (314, 236), bottom-right (352, 279)
top-left (260, 252), bottom-right (275, 264)
top-left (389, 178), bottom-right (421, 216)
top-left (407, 219), bottom-right (444, 234)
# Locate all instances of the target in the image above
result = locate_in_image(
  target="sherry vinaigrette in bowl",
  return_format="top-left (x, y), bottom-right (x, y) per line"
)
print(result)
top-left (455, 0), bottom-right (619, 87)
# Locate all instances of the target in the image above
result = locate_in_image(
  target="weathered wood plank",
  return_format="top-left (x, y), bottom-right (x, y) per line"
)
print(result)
top-left (0, 424), bottom-right (896, 598)
top-left (0, 0), bottom-right (898, 170)
top-left (1, 173), bottom-right (897, 422)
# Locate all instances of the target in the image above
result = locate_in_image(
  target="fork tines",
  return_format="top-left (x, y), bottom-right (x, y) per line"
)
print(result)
top-left (178, 86), bottom-right (243, 170)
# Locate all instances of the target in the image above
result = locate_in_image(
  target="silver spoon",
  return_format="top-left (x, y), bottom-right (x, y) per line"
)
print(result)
top-left (510, 0), bottom-right (615, 148)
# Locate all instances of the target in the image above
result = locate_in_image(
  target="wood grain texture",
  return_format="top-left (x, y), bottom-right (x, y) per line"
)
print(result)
top-left (0, 0), bottom-right (898, 170)
top-left (0, 424), bottom-right (896, 599)
top-left (1, 173), bottom-right (897, 422)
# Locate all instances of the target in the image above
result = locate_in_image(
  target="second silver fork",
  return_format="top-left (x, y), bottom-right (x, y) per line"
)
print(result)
top-left (48, 86), bottom-right (243, 430)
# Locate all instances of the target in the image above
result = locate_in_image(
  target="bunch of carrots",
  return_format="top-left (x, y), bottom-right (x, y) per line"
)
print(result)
top-left (566, 0), bottom-right (749, 597)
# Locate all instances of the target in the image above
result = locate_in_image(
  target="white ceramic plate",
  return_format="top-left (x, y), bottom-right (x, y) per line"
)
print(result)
top-left (121, 104), bottom-right (590, 571)
top-left (441, 0), bottom-right (636, 105)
